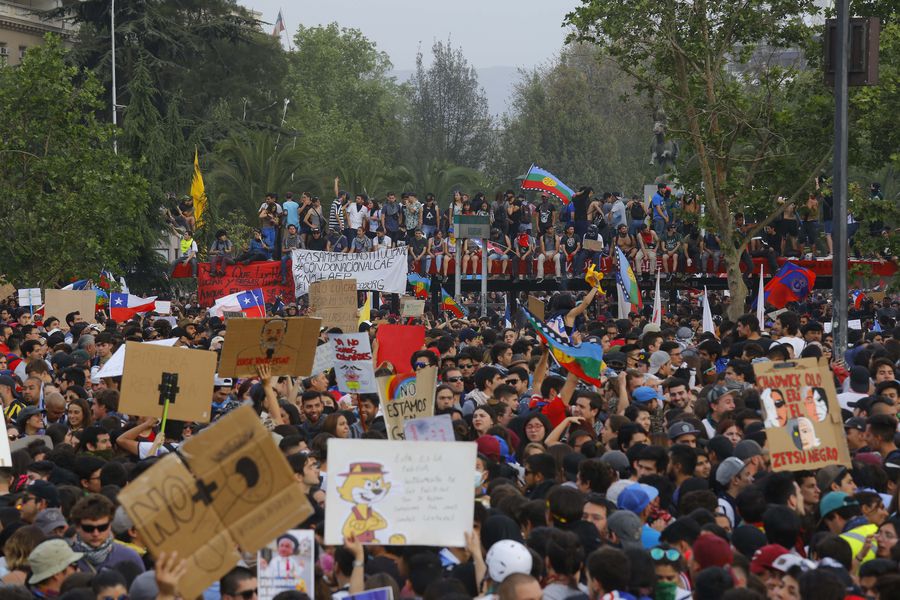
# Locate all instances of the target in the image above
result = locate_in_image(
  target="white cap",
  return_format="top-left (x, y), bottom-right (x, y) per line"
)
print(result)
top-left (485, 540), bottom-right (532, 583)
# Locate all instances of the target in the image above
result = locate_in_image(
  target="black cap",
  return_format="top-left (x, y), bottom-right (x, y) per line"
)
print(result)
top-left (844, 416), bottom-right (866, 432)
top-left (27, 481), bottom-right (60, 508)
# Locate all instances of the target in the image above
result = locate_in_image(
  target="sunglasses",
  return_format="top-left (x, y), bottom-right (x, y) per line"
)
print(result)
top-left (458, 364), bottom-right (474, 369)
top-left (236, 590), bottom-right (258, 600)
top-left (79, 522), bottom-right (111, 533)
top-left (414, 362), bottom-right (429, 369)
top-left (445, 376), bottom-right (464, 382)
top-left (505, 379), bottom-right (520, 385)
top-left (650, 547), bottom-right (681, 562)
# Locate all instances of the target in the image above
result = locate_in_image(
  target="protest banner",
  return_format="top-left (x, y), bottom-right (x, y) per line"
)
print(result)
top-left (332, 333), bottom-right (377, 394)
top-left (291, 247), bottom-right (408, 297)
top-left (375, 324), bottom-right (425, 374)
top-left (0, 418), bottom-right (11, 467)
top-left (310, 341), bottom-right (335, 376)
top-left (324, 438), bottom-right (476, 547)
top-left (97, 337), bottom-right (179, 379)
top-left (119, 342), bottom-right (217, 423)
top-left (754, 358), bottom-right (850, 472)
top-left (377, 366), bottom-right (437, 440)
top-left (309, 279), bottom-right (359, 333)
top-left (155, 300), bottom-right (172, 315)
top-left (218, 317), bottom-right (322, 378)
top-left (403, 414), bottom-right (455, 442)
top-left (17, 288), bottom-right (41, 309)
top-left (119, 405), bottom-right (312, 600)
top-left (582, 239), bottom-right (603, 252)
top-left (400, 298), bottom-right (426, 318)
top-left (258, 529), bottom-right (315, 600)
top-left (528, 295), bottom-right (545, 321)
top-left (197, 262), bottom-right (294, 308)
top-left (43, 289), bottom-right (96, 323)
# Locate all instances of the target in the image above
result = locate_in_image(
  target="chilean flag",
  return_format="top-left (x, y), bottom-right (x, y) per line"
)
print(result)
top-left (210, 288), bottom-right (266, 318)
top-left (109, 293), bottom-right (157, 321)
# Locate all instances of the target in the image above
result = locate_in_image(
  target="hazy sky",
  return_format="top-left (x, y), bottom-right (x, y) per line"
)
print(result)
top-left (245, 0), bottom-right (575, 70)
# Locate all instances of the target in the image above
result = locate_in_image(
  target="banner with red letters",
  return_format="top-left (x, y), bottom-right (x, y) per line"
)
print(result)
top-left (197, 263), bottom-right (294, 308)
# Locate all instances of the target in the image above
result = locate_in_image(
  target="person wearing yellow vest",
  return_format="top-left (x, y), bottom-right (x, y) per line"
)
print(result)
top-left (819, 491), bottom-right (877, 571)
top-left (170, 229), bottom-right (198, 278)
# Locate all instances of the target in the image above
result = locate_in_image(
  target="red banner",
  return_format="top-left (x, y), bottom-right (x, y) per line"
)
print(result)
top-left (195, 262), bottom-right (295, 308)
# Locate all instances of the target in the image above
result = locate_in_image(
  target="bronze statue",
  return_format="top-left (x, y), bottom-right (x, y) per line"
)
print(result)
top-left (649, 109), bottom-right (679, 176)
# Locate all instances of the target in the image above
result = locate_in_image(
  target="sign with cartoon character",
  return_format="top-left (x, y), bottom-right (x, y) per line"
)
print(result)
top-left (324, 439), bottom-right (477, 547)
top-left (754, 358), bottom-right (851, 472)
top-left (218, 316), bottom-right (322, 377)
top-left (258, 529), bottom-right (315, 600)
top-left (118, 405), bottom-right (312, 599)
top-left (332, 333), bottom-right (377, 394)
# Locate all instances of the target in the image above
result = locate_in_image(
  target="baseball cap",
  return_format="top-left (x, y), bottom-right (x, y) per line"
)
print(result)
top-left (668, 421), bottom-right (700, 440)
top-left (648, 351), bottom-right (670, 375)
top-left (70, 349), bottom-right (91, 365)
top-left (213, 374), bottom-right (232, 387)
top-left (816, 465), bottom-right (849, 492)
top-left (607, 511), bottom-right (643, 551)
top-left (750, 544), bottom-right (790, 575)
top-left (819, 492), bottom-right (858, 520)
top-left (111, 505), bottom-right (134, 536)
top-left (715, 456), bottom-right (747, 486)
top-left (28, 481), bottom-right (60, 508)
top-left (676, 327), bottom-right (694, 341)
top-left (0, 374), bottom-right (16, 390)
top-left (617, 483), bottom-right (659, 514)
top-left (843, 417), bottom-right (866, 432)
top-left (632, 386), bottom-right (661, 405)
top-left (692, 533), bottom-right (734, 570)
top-left (734, 440), bottom-right (763, 461)
top-left (642, 323), bottom-right (661, 335)
top-left (485, 540), bottom-right (532, 583)
top-left (28, 539), bottom-right (83, 584)
top-left (770, 553), bottom-right (817, 573)
top-left (33, 508), bottom-right (68, 535)
top-left (599, 450), bottom-right (630, 474)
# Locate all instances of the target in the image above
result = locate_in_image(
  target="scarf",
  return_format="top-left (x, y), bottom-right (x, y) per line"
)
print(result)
top-left (72, 534), bottom-right (114, 570)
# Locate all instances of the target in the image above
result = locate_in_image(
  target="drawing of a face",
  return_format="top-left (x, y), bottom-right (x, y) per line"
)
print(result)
top-left (337, 463), bottom-right (392, 506)
top-left (790, 417), bottom-right (821, 451)
top-left (761, 388), bottom-right (787, 428)
top-left (802, 387), bottom-right (828, 422)
top-left (261, 320), bottom-right (287, 349)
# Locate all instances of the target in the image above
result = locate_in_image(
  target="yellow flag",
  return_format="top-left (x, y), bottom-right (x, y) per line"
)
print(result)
top-left (358, 292), bottom-right (371, 327)
top-left (191, 147), bottom-right (207, 228)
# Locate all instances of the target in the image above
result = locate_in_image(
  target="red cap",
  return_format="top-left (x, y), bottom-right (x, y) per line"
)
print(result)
top-left (750, 544), bottom-right (790, 575)
top-left (692, 533), bottom-right (734, 570)
top-left (476, 435), bottom-right (501, 462)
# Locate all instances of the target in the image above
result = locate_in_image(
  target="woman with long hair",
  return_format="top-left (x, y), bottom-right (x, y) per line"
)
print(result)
top-left (66, 397), bottom-right (92, 432)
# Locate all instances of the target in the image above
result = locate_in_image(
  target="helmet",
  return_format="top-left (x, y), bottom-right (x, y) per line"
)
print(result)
top-left (485, 540), bottom-right (532, 583)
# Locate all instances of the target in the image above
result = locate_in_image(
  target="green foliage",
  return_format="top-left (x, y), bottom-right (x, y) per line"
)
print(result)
top-left (407, 39), bottom-right (493, 169)
top-left (390, 160), bottom-right (484, 208)
top-left (489, 45), bottom-right (649, 192)
top-left (0, 37), bottom-right (153, 286)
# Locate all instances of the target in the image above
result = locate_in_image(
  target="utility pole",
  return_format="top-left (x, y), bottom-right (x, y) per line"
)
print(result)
top-left (111, 0), bottom-right (117, 154)
top-left (831, 0), bottom-right (849, 359)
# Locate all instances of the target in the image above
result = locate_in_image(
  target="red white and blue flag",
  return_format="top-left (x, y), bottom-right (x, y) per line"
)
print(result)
top-left (272, 10), bottom-right (285, 37)
top-left (759, 262), bottom-right (815, 309)
top-left (210, 288), bottom-right (266, 318)
top-left (851, 290), bottom-right (865, 310)
top-left (109, 293), bottom-right (157, 321)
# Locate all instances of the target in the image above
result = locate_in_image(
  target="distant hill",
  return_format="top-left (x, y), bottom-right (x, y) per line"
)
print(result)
top-left (390, 66), bottom-right (522, 118)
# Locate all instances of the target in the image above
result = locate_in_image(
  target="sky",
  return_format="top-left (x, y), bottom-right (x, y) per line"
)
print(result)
top-left (245, 0), bottom-right (575, 70)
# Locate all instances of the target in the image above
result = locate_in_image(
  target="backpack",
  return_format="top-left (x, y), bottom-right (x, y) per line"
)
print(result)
top-left (519, 202), bottom-right (532, 224)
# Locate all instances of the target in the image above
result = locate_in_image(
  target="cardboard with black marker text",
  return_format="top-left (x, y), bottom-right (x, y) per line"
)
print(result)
top-left (753, 358), bottom-right (851, 472)
top-left (309, 279), bottom-right (359, 334)
top-left (218, 317), bottom-right (322, 377)
top-left (118, 405), bottom-right (312, 600)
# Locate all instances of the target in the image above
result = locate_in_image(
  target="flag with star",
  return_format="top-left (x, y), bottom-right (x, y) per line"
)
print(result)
top-left (209, 288), bottom-right (266, 318)
top-left (109, 293), bottom-right (157, 321)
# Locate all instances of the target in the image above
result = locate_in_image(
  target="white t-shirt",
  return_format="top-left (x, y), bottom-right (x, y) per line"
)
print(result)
top-left (345, 203), bottom-right (369, 229)
top-left (777, 336), bottom-right (805, 357)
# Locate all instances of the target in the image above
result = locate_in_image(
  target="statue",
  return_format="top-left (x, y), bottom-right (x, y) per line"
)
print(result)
top-left (649, 109), bottom-right (679, 177)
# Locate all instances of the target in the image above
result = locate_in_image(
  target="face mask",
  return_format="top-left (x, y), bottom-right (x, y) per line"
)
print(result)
top-left (474, 470), bottom-right (485, 489)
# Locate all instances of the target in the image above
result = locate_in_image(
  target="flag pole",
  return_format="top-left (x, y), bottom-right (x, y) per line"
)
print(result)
top-left (756, 263), bottom-right (765, 331)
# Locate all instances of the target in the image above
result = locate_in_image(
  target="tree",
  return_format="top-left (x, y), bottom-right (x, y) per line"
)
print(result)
top-left (407, 39), bottom-right (493, 169)
top-left (390, 160), bottom-right (484, 208)
top-left (0, 37), bottom-right (153, 285)
top-left (567, 0), bottom-right (830, 318)
top-left (490, 45), bottom-right (649, 193)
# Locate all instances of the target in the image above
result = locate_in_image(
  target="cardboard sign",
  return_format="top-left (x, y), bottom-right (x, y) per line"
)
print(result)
top-left (218, 317), bottom-right (322, 377)
top-left (119, 405), bottom-right (312, 600)
top-left (43, 289), bottom-right (95, 323)
top-left (332, 333), bottom-right (377, 394)
top-left (258, 529), bottom-right (315, 600)
top-left (0, 282), bottom-right (15, 301)
top-left (291, 247), bottom-right (409, 297)
top-left (528, 295), bottom-right (545, 321)
top-left (17, 288), bottom-right (42, 308)
top-left (583, 239), bottom-right (603, 252)
top-left (309, 279), bottom-right (359, 333)
top-left (400, 298), bottom-right (426, 318)
top-left (375, 324), bottom-right (425, 374)
top-left (404, 414), bottom-right (455, 442)
top-left (97, 337), bottom-right (179, 379)
top-left (324, 438), bottom-right (476, 546)
top-left (754, 358), bottom-right (851, 472)
top-left (377, 367), bottom-right (437, 440)
top-left (119, 342), bottom-right (217, 423)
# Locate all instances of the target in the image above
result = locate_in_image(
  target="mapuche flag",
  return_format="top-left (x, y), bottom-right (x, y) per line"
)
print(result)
top-left (523, 307), bottom-right (604, 387)
top-left (520, 164), bottom-right (574, 205)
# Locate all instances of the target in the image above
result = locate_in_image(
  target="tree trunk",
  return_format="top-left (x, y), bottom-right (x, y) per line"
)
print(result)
top-left (722, 245), bottom-right (748, 321)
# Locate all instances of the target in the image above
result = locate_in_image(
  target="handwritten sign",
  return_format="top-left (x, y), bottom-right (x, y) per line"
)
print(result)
top-left (309, 279), bottom-right (359, 333)
top-left (119, 405), bottom-right (312, 600)
top-left (197, 261), bottom-right (294, 308)
top-left (119, 342), bottom-right (216, 422)
top-left (218, 317), bottom-right (322, 377)
top-left (258, 529), bottom-right (315, 600)
top-left (324, 438), bottom-right (476, 547)
top-left (754, 358), bottom-right (850, 472)
top-left (377, 367), bottom-right (437, 440)
top-left (583, 239), bottom-right (603, 252)
top-left (17, 288), bottom-right (41, 309)
top-left (309, 341), bottom-right (335, 376)
top-left (332, 333), bottom-right (376, 394)
top-left (291, 247), bottom-right (408, 297)
top-left (404, 414), bottom-right (455, 442)
top-left (400, 298), bottom-right (426, 318)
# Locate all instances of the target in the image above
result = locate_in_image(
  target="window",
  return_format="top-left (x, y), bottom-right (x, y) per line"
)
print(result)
top-left (19, 46), bottom-right (27, 60)
top-left (0, 45), bottom-right (7, 66)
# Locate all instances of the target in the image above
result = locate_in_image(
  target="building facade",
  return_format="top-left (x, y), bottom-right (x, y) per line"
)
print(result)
top-left (0, 0), bottom-right (74, 65)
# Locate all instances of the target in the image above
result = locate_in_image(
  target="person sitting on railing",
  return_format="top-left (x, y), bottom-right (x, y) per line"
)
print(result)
top-left (487, 227), bottom-right (511, 279)
top-left (407, 228), bottom-right (428, 273)
top-left (424, 229), bottom-right (447, 278)
top-left (510, 231), bottom-right (534, 282)
top-left (235, 229), bottom-right (271, 265)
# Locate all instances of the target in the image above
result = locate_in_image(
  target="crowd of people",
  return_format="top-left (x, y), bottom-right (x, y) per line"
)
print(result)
top-left (164, 179), bottom-right (897, 287)
top-left (1, 270), bottom-right (900, 600)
